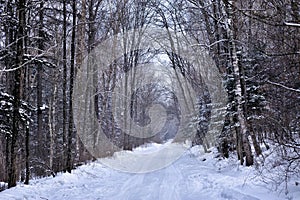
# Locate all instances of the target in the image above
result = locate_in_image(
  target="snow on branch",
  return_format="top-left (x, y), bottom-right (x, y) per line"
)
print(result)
top-left (284, 22), bottom-right (300, 27)
top-left (267, 80), bottom-right (300, 93)
top-left (191, 39), bottom-right (229, 49)
top-left (0, 44), bottom-right (57, 72)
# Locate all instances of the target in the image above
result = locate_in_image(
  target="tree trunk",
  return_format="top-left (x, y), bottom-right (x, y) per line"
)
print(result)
top-left (4, 0), bottom-right (14, 185)
top-left (75, 0), bottom-right (86, 163)
top-left (24, 125), bottom-right (30, 184)
top-left (66, 0), bottom-right (76, 173)
top-left (36, 0), bottom-right (44, 155)
top-left (62, 0), bottom-right (68, 171)
top-left (49, 83), bottom-right (57, 174)
top-left (8, 0), bottom-right (26, 188)
top-left (224, 0), bottom-right (253, 166)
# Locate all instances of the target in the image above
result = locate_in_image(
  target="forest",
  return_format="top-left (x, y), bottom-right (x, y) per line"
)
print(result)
top-left (0, 0), bottom-right (299, 193)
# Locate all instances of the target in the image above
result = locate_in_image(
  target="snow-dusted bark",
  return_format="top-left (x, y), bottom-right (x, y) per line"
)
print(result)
top-left (224, 0), bottom-right (253, 166)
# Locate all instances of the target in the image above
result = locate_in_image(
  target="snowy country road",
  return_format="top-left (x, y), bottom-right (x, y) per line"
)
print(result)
top-left (0, 145), bottom-right (298, 200)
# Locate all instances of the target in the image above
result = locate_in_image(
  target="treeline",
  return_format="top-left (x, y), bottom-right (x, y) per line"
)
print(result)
top-left (0, 0), bottom-right (299, 189)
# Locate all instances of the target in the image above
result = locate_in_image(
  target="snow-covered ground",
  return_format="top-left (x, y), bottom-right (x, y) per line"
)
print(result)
top-left (0, 144), bottom-right (299, 200)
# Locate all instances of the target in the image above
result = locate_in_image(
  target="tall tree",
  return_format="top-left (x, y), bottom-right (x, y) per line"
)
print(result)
top-left (36, 0), bottom-right (44, 153)
top-left (66, 0), bottom-right (77, 173)
top-left (224, 0), bottom-right (253, 166)
top-left (62, 0), bottom-right (68, 171)
top-left (8, 0), bottom-right (26, 188)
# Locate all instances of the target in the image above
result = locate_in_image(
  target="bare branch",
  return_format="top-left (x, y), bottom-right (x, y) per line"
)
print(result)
top-left (0, 44), bottom-right (57, 72)
top-left (267, 80), bottom-right (300, 93)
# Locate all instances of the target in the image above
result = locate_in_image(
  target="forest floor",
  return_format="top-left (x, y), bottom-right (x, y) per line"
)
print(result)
top-left (0, 144), bottom-right (299, 200)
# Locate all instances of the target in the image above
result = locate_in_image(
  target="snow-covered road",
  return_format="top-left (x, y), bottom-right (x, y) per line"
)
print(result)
top-left (0, 146), bottom-right (299, 200)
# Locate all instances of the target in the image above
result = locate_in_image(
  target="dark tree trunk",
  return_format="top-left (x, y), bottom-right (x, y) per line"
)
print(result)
top-left (62, 0), bottom-right (68, 172)
top-left (24, 126), bottom-right (30, 185)
top-left (66, 0), bottom-right (76, 173)
top-left (8, 0), bottom-right (26, 188)
top-left (36, 0), bottom-right (44, 154)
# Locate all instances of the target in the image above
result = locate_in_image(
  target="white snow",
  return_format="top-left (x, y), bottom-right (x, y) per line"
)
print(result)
top-left (284, 22), bottom-right (300, 27)
top-left (39, 104), bottom-right (48, 111)
top-left (0, 144), bottom-right (299, 200)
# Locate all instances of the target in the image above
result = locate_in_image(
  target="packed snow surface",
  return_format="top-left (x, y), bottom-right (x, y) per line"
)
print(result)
top-left (0, 144), bottom-right (299, 200)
